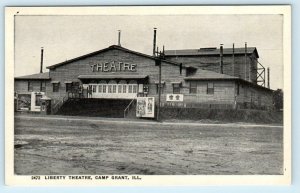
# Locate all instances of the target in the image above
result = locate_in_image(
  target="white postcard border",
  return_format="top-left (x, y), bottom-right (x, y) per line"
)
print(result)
top-left (5, 5), bottom-right (291, 186)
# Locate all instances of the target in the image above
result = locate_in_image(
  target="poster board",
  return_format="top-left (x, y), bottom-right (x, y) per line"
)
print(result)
top-left (136, 97), bottom-right (155, 118)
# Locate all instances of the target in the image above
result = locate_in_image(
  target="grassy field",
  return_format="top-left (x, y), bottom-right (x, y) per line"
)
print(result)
top-left (14, 116), bottom-right (283, 175)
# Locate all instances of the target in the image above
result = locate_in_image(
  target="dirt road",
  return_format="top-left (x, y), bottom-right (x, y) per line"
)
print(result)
top-left (14, 115), bottom-right (283, 175)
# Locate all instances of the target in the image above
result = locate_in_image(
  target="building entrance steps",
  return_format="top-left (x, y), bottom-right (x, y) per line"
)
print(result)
top-left (55, 98), bottom-right (133, 118)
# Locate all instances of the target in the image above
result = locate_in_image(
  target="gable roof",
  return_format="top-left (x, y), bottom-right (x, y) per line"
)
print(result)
top-left (184, 69), bottom-right (239, 80)
top-left (165, 47), bottom-right (259, 58)
top-left (47, 45), bottom-right (188, 70)
top-left (15, 72), bottom-right (50, 80)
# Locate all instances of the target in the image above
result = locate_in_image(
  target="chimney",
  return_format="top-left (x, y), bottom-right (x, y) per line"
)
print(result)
top-left (244, 42), bottom-right (247, 80)
top-left (118, 30), bottom-right (121, 46)
top-left (267, 67), bottom-right (270, 88)
top-left (220, 44), bottom-right (223, 74)
top-left (40, 47), bottom-right (44, 73)
top-left (153, 28), bottom-right (157, 56)
top-left (232, 43), bottom-right (235, 76)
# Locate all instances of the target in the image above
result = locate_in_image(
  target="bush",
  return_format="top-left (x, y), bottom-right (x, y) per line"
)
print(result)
top-left (160, 107), bottom-right (283, 124)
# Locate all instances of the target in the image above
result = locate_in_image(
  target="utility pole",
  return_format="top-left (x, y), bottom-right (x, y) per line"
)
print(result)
top-left (220, 44), bottom-right (223, 74)
top-left (152, 27), bottom-right (164, 121)
top-left (267, 67), bottom-right (270, 89)
top-left (40, 47), bottom-right (44, 92)
top-left (155, 46), bottom-right (165, 122)
top-left (153, 28), bottom-right (157, 56)
top-left (158, 51), bottom-right (162, 122)
top-left (40, 47), bottom-right (44, 73)
top-left (244, 42), bottom-right (247, 81)
top-left (232, 43), bottom-right (235, 76)
top-left (118, 30), bottom-right (121, 46)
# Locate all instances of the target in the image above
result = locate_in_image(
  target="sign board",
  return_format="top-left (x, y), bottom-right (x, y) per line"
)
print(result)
top-left (136, 97), bottom-right (155, 118)
top-left (90, 61), bottom-right (137, 72)
top-left (166, 94), bottom-right (184, 102)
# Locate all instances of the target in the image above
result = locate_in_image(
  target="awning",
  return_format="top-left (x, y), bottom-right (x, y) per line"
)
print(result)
top-left (78, 75), bottom-right (148, 80)
top-left (154, 81), bottom-right (165, 84)
top-left (51, 81), bottom-right (60, 84)
top-left (64, 81), bottom-right (73, 84)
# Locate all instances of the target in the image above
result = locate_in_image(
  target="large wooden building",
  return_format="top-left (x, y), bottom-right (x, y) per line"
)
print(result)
top-left (164, 46), bottom-right (259, 84)
top-left (14, 44), bottom-right (273, 116)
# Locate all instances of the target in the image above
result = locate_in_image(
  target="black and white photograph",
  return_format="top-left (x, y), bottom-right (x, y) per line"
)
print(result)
top-left (5, 6), bottom-right (291, 185)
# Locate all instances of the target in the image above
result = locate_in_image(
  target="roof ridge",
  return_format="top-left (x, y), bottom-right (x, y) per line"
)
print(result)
top-left (15, 72), bottom-right (50, 80)
top-left (164, 47), bottom-right (259, 58)
top-left (165, 47), bottom-right (257, 51)
top-left (46, 45), bottom-right (185, 70)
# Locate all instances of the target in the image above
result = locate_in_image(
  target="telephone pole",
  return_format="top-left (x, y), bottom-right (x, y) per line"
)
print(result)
top-left (155, 46), bottom-right (165, 121)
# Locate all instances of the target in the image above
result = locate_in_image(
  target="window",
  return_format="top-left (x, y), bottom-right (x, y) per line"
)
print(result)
top-left (118, 85), bottom-right (122, 93)
top-left (112, 85), bottom-right (117, 93)
top-left (103, 85), bottom-right (107, 93)
top-left (66, 83), bottom-right (72, 92)
top-left (92, 85), bottom-right (97, 93)
top-left (98, 85), bottom-right (103, 93)
top-left (28, 81), bottom-right (33, 92)
top-left (128, 85), bottom-right (133, 93)
top-left (123, 85), bottom-right (127, 93)
top-left (108, 85), bottom-right (112, 93)
top-left (53, 83), bottom-right (59, 92)
top-left (207, 83), bottom-right (214, 94)
top-left (40, 81), bottom-right (46, 92)
top-left (173, 83), bottom-right (181, 94)
top-left (133, 85), bottom-right (137, 93)
top-left (236, 83), bottom-right (240, 95)
top-left (189, 82), bottom-right (197, 94)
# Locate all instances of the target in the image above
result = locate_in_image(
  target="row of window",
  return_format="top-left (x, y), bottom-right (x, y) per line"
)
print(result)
top-left (156, 82), bottom-right (214, 94)
top-left (189, 82), bottom-right (214, 94)
top-left (47, 82), bottom-right (218, 94)
top-left (52, 83), bottom-right (215, 94)
top-left (53, 82), bottom-right (80, 92)
top-left (89, 84), bottom-right (138, 94)
top-left (27, 81), bottom-right (46, 92)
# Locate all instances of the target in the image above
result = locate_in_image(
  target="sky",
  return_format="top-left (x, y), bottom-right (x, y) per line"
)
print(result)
top-left (14, 14), bottom-right (283, 89)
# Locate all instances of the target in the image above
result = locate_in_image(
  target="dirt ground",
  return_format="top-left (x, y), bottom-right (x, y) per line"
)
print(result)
top-left (14, 115), bottom-right (283, 175)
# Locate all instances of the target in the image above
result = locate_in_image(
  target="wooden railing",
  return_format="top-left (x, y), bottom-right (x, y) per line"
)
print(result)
top-left (51, 95), bottom-right (69, 114)
top-left (123, 97), bottom-right (136, 118)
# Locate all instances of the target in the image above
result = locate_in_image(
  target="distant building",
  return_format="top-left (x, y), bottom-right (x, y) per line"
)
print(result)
top-left (164, 46), bottom-right (259, 84)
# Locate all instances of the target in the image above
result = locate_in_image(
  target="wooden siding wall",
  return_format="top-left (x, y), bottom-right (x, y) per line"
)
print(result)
top-left (183, 81), bottom-right (235, 104)
top-left (161, 80), bottom-right (272, 109)
top-left (14, 80), bottom-right (44, 94)
top-left (165, 53), bottom-right (258, 83)
top-left (47, 49), bottom-right (187, 103)
top-left (236, 83), bottom-right (273, 109)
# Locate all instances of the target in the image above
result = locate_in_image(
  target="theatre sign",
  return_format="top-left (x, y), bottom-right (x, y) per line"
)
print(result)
top-left (90, 61), bottom-right (137, 72)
